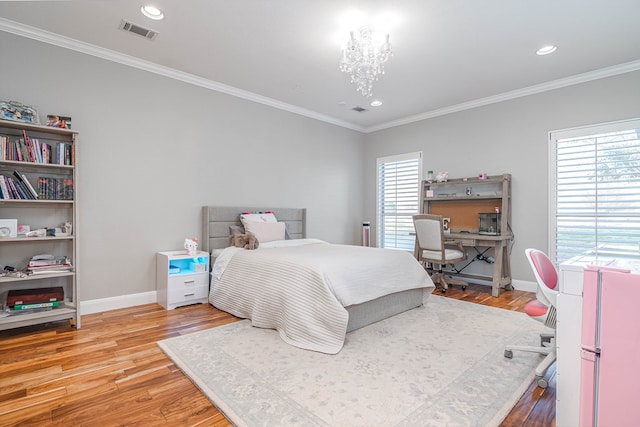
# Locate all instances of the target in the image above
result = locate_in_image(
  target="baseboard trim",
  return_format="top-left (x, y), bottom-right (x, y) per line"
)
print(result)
top-left (511, 279), bottom-right (537, 293)
top-left (78, 280), bottom-right (536, 316)
top-left (80, 291), bottom-right (157, 315)
top-left (460, 277), bottom-right (537, 293)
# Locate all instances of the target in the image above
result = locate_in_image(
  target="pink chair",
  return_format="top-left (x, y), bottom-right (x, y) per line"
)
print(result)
top-left (504, 248), bottom-right (558, 388)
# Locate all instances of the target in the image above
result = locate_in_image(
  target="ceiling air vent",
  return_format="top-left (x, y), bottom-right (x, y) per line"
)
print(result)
top-left (352, 106), bottom-right (368, 113)
top-left (118, 19), bottom-right (159, 40)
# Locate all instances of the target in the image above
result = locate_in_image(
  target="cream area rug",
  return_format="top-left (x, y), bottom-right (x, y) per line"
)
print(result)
top-left (158, 296), bottom-right (548, 427)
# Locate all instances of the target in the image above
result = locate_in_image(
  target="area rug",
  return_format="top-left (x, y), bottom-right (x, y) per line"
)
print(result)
top-left (158, 296), bottom-right (548, 427)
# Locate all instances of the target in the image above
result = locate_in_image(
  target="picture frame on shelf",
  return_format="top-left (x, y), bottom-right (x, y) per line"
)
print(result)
top-left (0, 219), bottom-right (18, 238)
top-left (46, 114), bottom-right (71, 129)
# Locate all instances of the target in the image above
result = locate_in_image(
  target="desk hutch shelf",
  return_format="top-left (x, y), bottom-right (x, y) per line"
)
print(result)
top-left (420, 173), bottom-right (513, 296)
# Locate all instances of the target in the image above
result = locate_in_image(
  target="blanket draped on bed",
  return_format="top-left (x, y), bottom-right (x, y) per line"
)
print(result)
top-left (209, 239), bottom-right (433, 354)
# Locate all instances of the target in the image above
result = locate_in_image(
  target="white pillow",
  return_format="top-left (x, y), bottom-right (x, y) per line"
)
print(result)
top-left (239, 211), bottom-right (278, 224)
top-left (243, 221), bottom-right (286, 243)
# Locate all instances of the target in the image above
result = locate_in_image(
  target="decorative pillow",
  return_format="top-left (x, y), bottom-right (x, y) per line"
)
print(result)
top-left (239, 211), bottom-right (278, 224)
top-left (243, 221), bottom-right (286, 243)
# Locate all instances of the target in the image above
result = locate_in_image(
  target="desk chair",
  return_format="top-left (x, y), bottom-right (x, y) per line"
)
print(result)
top-left (504, 248), bottom-right (558, 389)
top-left (412, 214), bottom-right (468, 292)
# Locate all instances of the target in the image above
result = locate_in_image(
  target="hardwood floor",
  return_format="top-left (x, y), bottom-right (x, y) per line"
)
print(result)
top-left (0, 284), bottom-right (555, 426)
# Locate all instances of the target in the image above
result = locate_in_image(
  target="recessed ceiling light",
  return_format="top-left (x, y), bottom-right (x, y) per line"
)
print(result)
top-left (536, 45), bottom-right (557, 56)
top-left (141, 5), bottom-right (164, 20)
top-left (370, 100), bottom-right (382, 107)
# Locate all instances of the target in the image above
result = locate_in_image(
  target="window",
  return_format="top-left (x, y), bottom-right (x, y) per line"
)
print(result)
top-left (376, 152), bottom-right (422, 251)
top-left (550, 118), bottom-right (640, 265)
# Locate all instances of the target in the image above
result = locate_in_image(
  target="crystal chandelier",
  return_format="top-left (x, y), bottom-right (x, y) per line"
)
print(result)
top-left (339, 27), bottom-right (392, 97)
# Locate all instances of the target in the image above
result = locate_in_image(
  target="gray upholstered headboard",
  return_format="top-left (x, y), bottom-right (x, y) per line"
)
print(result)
top-left (202, 206), bottom-right (307, 252)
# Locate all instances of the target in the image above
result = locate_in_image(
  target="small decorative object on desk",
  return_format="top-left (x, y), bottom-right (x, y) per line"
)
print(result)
top-left (184, 237), bottom-right (198, 255)
top-left (478, 173), bottom-right (488, 180)
top-left (436, 171), bottom-right (448, 182)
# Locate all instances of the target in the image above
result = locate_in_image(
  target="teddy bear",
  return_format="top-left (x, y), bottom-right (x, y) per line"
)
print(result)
top-left (230, 231), bottom-right (259, 250)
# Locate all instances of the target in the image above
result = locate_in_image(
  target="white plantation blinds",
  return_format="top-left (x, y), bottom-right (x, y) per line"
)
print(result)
top-left (550, 118), bottom-right (640, 265)
top-left (376, 152), bottom-right (422, 251)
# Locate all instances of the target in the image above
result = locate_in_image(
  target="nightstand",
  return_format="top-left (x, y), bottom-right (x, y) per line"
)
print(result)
top-left (156, 250), bottom-right (209, 310)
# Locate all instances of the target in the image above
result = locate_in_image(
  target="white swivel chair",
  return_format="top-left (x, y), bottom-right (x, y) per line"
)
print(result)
top-left (504, 248), bottom-right (558, 389)
top-left (412, 214), bottom-right (468, 292)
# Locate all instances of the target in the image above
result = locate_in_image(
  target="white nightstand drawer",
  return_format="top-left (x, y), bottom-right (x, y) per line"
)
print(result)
top-left (168, 274), bottom-right (209, 303)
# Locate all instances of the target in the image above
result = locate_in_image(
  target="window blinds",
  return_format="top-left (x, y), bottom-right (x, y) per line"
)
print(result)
top-left (376, 152), bottom-right (422, 251)
top-left (551, 119), bottom-right (640, 264)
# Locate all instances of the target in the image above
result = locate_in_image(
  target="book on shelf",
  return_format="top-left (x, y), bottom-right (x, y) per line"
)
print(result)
top-left (26, 255), bottom-right (72, 274)
top-left (0, 175), bottom-right (10, 199)
top-left (27, 266), bottom-right (73, 275)
top-left (0, 131), bottom-right (70, 165)
top-left (12, 170), bottom-right (38, 199)
top-left (12, 301), bottom-right (61, 310)
top-left (0, 173), bottom-right (39, 200)
top-left (28, 255), bottom-right (70, 267)
top-left (37, 177), bottom-right (73, 200)
top-left (3, 175), bottom-right (26, 199)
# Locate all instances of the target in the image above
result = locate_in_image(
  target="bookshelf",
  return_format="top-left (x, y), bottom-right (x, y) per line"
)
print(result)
top-left (0, 119), bottom-right (79, 330)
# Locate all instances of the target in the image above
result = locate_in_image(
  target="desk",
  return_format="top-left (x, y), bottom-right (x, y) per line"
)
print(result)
top-left (445, 232), bottom-right (513, 297)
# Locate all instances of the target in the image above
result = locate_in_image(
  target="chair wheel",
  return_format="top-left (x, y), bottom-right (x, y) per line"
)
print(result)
top-left (537, 377), bottom-right (549, 389)
top-left (504, 350), bottom-right (513, 359)
top-left (462, 286), bottom-right (467, 290)
top-left (441, 288), bottom-right (446, 293)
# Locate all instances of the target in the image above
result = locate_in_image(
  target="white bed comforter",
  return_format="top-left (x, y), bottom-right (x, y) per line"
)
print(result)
top-left (209, 239), bottom-right (433, 354)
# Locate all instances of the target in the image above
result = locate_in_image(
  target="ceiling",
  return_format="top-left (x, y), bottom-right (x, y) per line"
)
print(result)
top-left (1, 0), bottom-right (639, 133)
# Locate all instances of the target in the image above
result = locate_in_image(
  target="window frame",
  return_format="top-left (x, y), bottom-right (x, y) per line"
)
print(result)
top-left (548, 117), bottom-right (640, 265)
top-left (375, 151), bottom-right (423, 251)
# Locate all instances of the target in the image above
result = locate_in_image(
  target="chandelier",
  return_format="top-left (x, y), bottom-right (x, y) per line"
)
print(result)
top-left (339, 27), bottom-right (392, 97)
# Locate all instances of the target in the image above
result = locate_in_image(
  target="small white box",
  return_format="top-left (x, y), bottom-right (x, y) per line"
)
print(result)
top-left (0, 219), bottom-right (18, 237)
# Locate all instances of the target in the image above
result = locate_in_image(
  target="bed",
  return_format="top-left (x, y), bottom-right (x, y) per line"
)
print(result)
top-left (202, 206), bottom-right (435, 354)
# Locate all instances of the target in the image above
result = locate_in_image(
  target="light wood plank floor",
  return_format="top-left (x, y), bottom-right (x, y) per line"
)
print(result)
top-left (0, 284), bottom-right (555, 426)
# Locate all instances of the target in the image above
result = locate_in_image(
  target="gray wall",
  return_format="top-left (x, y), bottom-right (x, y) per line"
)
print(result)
top-left (0, 32), bottom-right (366, 302)
top-left (364, 70), bottom-right (640, 284)
top-left (2, 29), bottom-right (639, 301)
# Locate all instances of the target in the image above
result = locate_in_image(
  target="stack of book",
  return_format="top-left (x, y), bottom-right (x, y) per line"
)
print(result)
top-left (27, 254), bottom-right (73, 275)
top-left (0, 170), bottom-right (39, 200)
top-left (7, 286), bottom-right (64, 311)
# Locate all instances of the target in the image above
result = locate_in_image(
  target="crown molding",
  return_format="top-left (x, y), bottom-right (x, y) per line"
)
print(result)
top-left (1, 18), bottom-right (637, 135)
top-left (0, 18), bottom-right (366, 133)
top-left (365, 59), bottom-right (640, 133)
